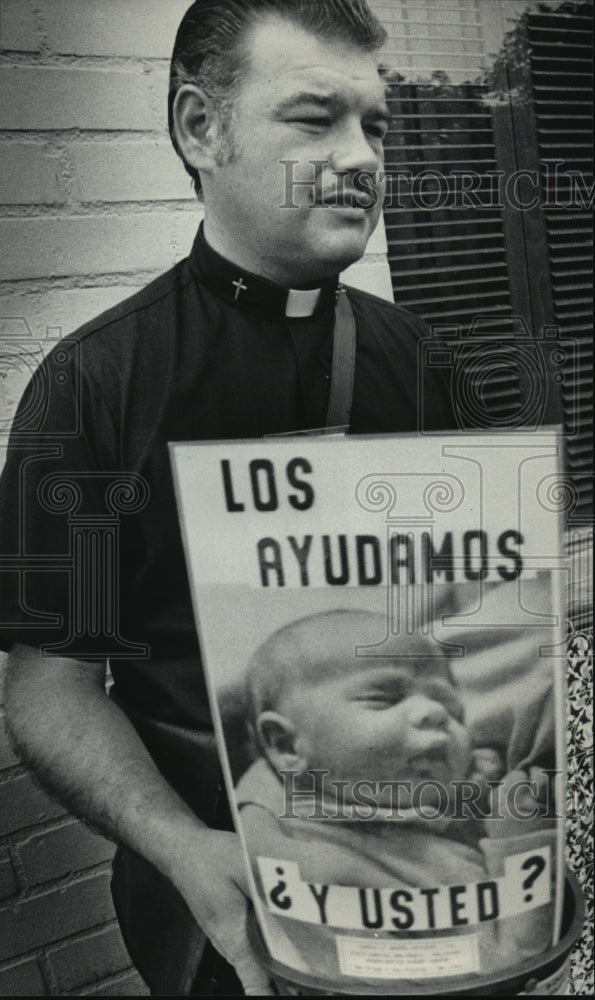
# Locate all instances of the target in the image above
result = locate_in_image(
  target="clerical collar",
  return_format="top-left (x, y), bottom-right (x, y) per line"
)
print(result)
top-left (188, 224), bottom-right (339, 319)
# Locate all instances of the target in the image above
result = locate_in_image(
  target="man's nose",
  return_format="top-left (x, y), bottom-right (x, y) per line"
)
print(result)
top-left (330, 121), bottom-right (383, 176)
top-left (408, 695), bottom-right (450, 729)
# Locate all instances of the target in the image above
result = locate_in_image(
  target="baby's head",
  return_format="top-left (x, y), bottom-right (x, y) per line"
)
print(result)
top-left (245, 609), bottom-right (473, 807)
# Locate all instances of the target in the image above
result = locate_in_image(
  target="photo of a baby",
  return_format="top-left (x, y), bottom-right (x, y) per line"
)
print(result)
top-left (220, 608), bottom-right (557, 982)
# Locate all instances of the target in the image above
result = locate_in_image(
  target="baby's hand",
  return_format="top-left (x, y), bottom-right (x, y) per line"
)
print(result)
top-left (470, 747), bottom-right (505, 784)
top-left (468, 746), bottom-right (505, 815)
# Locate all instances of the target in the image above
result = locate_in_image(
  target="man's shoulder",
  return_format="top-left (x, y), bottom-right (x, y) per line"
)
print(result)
top-left (65, 260), bottom-right (192, 349)
top-left (344, 284), bottom-right (429, 335)
top-left (344, 284), bottom-right (432, 370)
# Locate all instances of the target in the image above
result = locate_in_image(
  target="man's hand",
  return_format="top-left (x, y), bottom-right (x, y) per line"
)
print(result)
top-left (171, 829), bottom-right (274, 995)
top-left (5, 644), bottom-right (274, 994)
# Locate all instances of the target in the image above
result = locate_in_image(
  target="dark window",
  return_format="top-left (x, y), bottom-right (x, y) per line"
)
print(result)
top-left (373, 0), bottom-right (593, 529)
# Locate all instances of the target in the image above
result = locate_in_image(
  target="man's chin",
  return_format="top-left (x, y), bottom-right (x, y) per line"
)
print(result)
top-left (269, 213), bottom-right (379, 283)
top-left (307, 224), bottom-right (374, 277)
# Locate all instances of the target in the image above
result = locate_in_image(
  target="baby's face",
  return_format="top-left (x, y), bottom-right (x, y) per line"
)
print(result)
top-left (282, 658), bottom-right (472, 808)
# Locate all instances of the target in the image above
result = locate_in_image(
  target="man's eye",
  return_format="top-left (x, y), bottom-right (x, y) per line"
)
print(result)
top-left (296, 117), bottom-right (331, 128)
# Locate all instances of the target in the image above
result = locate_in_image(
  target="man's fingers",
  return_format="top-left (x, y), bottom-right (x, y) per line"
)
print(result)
top-left (232, 941), bottom-right (275, 996)
top-left (204, 901), bottom-right (275, 996)
top-left (240, 968), bottom-right (276, 996)
top-left (179, 832), bottom-right (276, 993)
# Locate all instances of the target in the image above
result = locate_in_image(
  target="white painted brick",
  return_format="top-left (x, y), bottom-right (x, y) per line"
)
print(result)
top-left (0, 144), bottom-right (63, 204)
top-left (0, 0), bottom-right (39, 52)
top-left (70, 141), bottom-right (193, 203)
top-left (149, 67), bottom-right (171, 126)
top-left (0, 211), bottom-right (201, 281)
top-left (45, 0), bottom-right (187, 57)
top-left (0, 67), bottom-right (156, 131)
top-left (367, 216), bottom-right (389, 254)
top-left (342, 259), bottom-right (394, 302)
top-left (171, 208), bottom-right (205, 263)
top-left (341, 220), bottom-right (392, 299)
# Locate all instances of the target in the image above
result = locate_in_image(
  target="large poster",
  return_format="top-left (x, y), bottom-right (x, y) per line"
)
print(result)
top-left (171, 431), bottom-right (566, 989)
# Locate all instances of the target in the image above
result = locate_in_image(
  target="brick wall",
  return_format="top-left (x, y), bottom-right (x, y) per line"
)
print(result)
top-left (0, 1), bottom-right (392, 994)
top-left (0, 693), bottom-right (147, 995)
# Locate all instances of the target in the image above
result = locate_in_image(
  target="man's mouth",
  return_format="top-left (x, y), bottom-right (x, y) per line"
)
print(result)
top-left (314, 191), bottom-right (372, 211)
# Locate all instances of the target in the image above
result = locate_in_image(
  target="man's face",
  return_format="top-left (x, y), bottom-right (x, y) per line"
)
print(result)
top-left (204, 14), bottom-right (389, 284)
top-left (282, 659), bottom-right (472, 809)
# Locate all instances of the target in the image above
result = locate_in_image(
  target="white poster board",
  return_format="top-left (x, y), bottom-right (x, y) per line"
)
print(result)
top-left (171, 431), bottom-right (566, 989)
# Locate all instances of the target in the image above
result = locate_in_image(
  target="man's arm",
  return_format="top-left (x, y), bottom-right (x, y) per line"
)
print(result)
top-left (4, 643), bottom-right (273, 996)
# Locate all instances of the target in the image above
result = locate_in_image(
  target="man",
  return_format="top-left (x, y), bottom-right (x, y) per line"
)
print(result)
top-left (0, 1), bottom-right (455, 994)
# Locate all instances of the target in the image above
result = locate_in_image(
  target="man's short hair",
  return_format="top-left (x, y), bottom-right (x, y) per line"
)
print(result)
top-left (168, 0), bottom-right (387, 196)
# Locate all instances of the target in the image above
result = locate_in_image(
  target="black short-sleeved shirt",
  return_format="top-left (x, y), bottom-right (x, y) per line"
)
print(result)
top-left (0, 226), bottom-right (455, 740)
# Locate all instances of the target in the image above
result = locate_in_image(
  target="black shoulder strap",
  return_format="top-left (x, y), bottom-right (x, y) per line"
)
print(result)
top-left (325, 286), bottom-right (356, 430)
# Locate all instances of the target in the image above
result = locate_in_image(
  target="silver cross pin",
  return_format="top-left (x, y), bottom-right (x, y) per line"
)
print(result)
top-left (232, 277), bottom-right (248, 300)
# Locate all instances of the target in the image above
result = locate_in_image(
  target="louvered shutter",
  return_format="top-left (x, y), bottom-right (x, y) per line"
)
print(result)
top-left (371, 0), bottom-right (592, 516)
top-left (526, 1), bottom-right (593, 520)
top-left (381, 78), bottom-right (527, 428)
top-left (372, 0), bottom-right (532, 429)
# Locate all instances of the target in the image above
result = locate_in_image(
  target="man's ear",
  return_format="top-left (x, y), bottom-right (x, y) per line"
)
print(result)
top-left (172, 84), bottom-right (221, 178)
top-left (256, 711), bottom-right (306, 772)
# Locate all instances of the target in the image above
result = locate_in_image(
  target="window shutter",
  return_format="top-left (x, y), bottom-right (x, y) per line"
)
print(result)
top-left (526, 1), bottom-right (593, 519)
top-left (382, 78), bottom-right (525, 427)
top-left (372, 0), bottom-right (592, 517)
top-left (373, 0), bottom-right (517, 331)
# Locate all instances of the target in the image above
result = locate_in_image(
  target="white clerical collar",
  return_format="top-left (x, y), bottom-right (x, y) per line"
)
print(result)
top-left (285, 288), bottom-right (322, 318)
